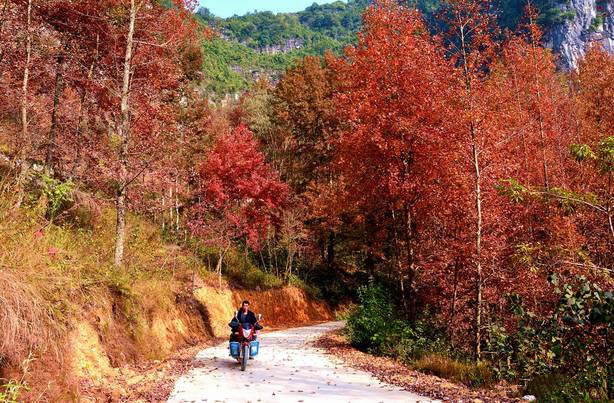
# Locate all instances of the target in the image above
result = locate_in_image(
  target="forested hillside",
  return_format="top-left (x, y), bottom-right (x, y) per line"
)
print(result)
top-left (195, 0), bottom-right (368, 95)
top-left (196, 0), bottom-right (609, 94)
top-left (0, 0), bottom-right (612, 401)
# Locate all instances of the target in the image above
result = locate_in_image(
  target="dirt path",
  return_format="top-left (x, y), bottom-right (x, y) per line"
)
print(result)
top-left (167, 321), bottom-right (437, 403)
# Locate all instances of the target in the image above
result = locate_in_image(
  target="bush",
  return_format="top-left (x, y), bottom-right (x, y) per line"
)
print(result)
top-left (346, 283), bottom-right (397, 352)
top-left (394, 317), bottom-right (450, 362)
top-left (243, 268), bottom-right (283, 289)
top-left (39, 174), bottom-right (73, 220)
top-left (215, 247), bottom-right (283, 290)
top-left (346, 283), bottom-right (451, 356)
top-left (0, 354), bottom-right (33, 403)
top-left (527, 372), bottom-right (609, 403)
top-left (346, 283), bottom-right (492, 387)
top-left (0, 378), bottom-right (28, 403)
top-left (485, 276), bottom-right (613, 399)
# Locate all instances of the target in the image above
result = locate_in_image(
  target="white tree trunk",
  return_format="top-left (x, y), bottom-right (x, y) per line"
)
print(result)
top-left (14, 0), bottom-right (33, 208)
top-left (472, 136), bottom-right (483, 360)
top-left (20, 0), bottom-right (32, 155)
top-left (114, 0), bottom-right (138, 267)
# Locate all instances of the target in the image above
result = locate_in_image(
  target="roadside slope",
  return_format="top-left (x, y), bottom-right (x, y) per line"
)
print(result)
top-left (0, 191), bottom-right (331, 401)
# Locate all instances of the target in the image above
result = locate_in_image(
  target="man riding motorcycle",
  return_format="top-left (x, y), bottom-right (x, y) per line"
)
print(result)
top-left (229, 300), bottom-right (261, 342)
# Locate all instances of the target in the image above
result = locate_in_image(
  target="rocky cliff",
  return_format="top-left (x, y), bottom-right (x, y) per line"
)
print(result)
top-left (544, 0), bottom-right (614, 69)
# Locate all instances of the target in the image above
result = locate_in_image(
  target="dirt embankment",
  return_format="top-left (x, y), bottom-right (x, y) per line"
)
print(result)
top-left (194, 285), bottom-right (332, 336)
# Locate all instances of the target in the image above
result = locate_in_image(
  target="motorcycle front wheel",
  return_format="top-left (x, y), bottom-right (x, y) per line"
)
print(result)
top-left (241, 344), bottom-right (249, 371)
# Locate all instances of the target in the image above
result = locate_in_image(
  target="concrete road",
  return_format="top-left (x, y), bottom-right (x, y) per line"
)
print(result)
top-left (168, 321), bottom-right (437, 403)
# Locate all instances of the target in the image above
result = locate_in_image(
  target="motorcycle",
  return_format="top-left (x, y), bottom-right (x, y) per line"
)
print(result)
top-left (229, 314), bottom-right (262, 371)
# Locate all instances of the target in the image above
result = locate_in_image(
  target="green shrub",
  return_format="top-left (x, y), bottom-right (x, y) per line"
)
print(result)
top-left (527, 372), bottom-right (609, 403)
top-left (243, 268), bottom-right (283, 289)
top-left (0, 355), bottom-right (33, 403)
top-left (39, 174), bottom-right (73, 220)
top-left (346, 283), bottom-right (396, 352)
top-left (346, 284), bottom-right (491, 387)
top-left (0, 379), bottom-right (28, 403)
top-left (346, 284), bottom-right (452, 356)
top-left (486, 275), bottom-right (613, 399)
top-left (393, 317), bottom-right (451, 362)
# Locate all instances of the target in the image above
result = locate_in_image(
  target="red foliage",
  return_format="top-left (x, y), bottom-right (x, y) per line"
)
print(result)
top-left (190, 125), bottom-right (288, 250)
top-left (331, 0), bottom-right (455, 314)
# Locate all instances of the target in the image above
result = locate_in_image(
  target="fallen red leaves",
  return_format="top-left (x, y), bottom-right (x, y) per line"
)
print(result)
top-left (314, 330), bottom-right (521, 403)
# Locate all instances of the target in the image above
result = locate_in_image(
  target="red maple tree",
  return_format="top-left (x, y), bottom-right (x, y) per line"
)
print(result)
top-left (190, 125), bottom-right (288, 285)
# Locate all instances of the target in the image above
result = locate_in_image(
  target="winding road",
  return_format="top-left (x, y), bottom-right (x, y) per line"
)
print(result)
top-left (167, 321), bottom-right (436, 403)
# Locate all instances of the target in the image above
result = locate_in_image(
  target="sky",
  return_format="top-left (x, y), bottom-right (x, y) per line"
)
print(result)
top-left (198, 0), bottom-right (342, 18)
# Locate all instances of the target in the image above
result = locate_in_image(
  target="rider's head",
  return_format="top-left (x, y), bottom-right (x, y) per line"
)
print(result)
top-left (242, 300), bottom-right (250, 312)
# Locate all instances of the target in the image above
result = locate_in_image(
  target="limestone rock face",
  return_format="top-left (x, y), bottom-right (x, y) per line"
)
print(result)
top-left (544, 0), bottom-right (614, 69)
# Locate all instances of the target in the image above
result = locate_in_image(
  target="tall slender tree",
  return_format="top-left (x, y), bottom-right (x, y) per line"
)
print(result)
top-left (441, 0), bottom-right (504, 359)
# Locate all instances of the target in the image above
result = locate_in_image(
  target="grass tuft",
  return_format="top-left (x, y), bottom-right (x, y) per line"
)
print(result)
top-left (412, 354), bottom-right (493, 388)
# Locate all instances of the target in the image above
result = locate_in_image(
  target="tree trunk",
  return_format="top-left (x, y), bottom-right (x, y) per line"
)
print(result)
top-left (169, 186), bottom-right (173, 231)
top-left (46, 50), bottom-right (65, 172)
top-left (529, 13), bottom-right (550, 190)
top-left (364, 214), bottom-right (376, 277)
top-left (14, 0), bottom-right (33, 208)
top-left (608, 172), bottom-right (614, 242)
top-left (537, 111), bottom-right (549, 190)
top-left (161, 196), bottom-right (165, 231)
top-left (510, 66), bottom-right (529, 183)
top-left (391, 208), bottom-right (409, 316)
top-left (404, 207), bottom-right (416, 320)
top-left (399, 265), bottom-right (408, 316)
top-left (19, 0), bottom-right (32, 154)
top-left (114, 0), bottom-right (138, 267)
top-left (472, 133), bottom-right (483, 361)
top-left (216, 252), bottom-right (223, 288)
top-left (450, 262), bottom-right (459, 319)
top-left (175, 178), bottom-right (179, 231)
top-left (216, 246), bottom-right (229, 288)
top-left (449, 259), bottom-right (460, 343)
top-left (459, 21), bottom-right (483, 362)
top-left (326, 231), bottom-right (335, 269)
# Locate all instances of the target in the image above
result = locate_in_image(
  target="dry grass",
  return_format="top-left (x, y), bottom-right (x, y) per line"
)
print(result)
top-left (0, 184), bottom-right (211, 399)
top-left (0, 271), bottom-right (57, 367)
top-left (412, 354), bottom-right (493, 388)
top-left (0, 194), bottom-right (62, 370)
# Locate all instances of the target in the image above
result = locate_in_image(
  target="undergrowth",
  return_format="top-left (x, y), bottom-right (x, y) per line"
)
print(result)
top-left (0, 354), bottom-right (33, 403)
top-left (345, 284), bottom-right (494, 388)
top-left (346, 282), bottom-right (613, 399)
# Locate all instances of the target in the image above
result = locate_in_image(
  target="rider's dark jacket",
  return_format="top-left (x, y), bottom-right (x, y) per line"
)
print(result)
top-left (236, 309), bottom-right (257, 325)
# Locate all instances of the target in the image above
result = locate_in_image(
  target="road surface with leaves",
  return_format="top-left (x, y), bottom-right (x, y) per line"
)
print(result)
top-left (168, 321), bottom-right (436, 402)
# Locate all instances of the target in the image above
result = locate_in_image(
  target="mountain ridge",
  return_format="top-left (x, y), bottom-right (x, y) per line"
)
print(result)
top-left (196, 0), bottom-right (614, 96)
